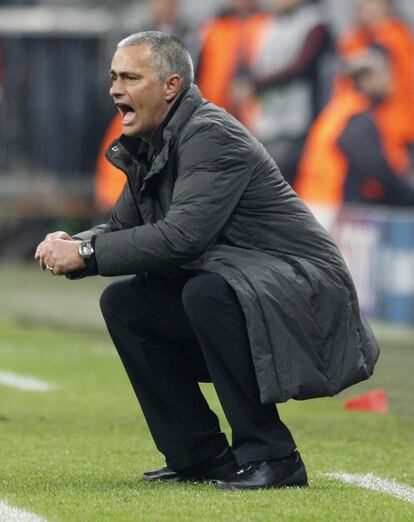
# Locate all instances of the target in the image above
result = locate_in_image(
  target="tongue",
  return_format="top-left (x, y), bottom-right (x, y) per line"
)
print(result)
top-left (122, 111), bottom-right (136, 125)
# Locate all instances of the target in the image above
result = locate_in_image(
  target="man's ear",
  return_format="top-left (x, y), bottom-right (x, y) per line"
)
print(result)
top-left (164, 74), bottom-right (182, 102)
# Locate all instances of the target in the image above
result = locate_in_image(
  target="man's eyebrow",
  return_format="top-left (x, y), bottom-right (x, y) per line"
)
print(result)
top-left (109, 69), bottom-right (138, 77)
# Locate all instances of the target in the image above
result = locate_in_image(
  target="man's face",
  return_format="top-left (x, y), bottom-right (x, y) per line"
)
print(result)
top-left (355, 0), bottom-right (390, 27)
top-left (356, 65), bottom-right (392, 102)
top-left (109, 44), bottom-right (170, 142)
top-left (272, 0), bottom-right (303, 16)
top-left (350, 50), bottom-right (392, 103)
top-left (229, 0), bottom-right (257, 14)
top-left (152, 0), bottom-right (178, 25)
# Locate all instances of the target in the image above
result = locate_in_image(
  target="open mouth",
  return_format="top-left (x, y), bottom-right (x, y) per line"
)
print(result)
top-left (116, 103), bottom-right (136, 125)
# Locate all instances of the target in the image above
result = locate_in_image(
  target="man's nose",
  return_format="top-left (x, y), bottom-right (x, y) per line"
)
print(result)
top-left (109, 78), bottom-right (125, 97)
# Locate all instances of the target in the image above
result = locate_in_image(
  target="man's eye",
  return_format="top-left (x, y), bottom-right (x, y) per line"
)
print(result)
top-left (126, 76), bottom-right (138, 81)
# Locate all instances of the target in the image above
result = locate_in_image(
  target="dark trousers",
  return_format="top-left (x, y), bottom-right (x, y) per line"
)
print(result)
top-left (100, 272), bottom-right (296, 470)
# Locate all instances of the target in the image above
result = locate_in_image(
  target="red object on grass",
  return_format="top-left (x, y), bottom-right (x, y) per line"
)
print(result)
top-left (344, 389), bottom-right (389, 414)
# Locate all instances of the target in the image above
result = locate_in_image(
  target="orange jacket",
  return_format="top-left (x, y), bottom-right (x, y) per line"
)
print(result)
top-left (95, 114), bottom-right (125, 212)
top-left (295, 90), bottom-right (370, 205)
top-left (197, 10), bottom-right (272, 114)
top-left (336, 18), bottom-right (414, 173)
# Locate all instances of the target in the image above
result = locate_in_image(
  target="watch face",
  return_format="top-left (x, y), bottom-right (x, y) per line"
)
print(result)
top-left (79, 241), bottom-right (94, 259)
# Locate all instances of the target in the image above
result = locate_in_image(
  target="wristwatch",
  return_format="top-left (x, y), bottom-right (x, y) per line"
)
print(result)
top-left (78, 240), bottom-right (95, 262)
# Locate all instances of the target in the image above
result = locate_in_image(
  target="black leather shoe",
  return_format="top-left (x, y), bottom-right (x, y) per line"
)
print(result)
top-left (143, 447), bottom-right (239, 483)
top-left (215, 451), bottom-right (308, 490)
top-left (143, 466), bottom-right (183, 482)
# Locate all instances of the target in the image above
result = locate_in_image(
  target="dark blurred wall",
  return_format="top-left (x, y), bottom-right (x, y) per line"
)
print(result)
top-left (3, 36), bottom-right (106, 177)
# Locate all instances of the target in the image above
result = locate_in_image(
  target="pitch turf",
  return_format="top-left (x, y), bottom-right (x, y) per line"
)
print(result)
top-left (0, 264), bottom-right (413, 521)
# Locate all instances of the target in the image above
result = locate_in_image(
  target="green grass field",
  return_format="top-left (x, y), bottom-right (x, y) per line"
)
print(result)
top-left (0, 263), bottom-right (413, 521)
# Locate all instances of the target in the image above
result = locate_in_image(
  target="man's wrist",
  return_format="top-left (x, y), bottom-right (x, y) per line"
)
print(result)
top-left (78, 236), bottom-right (98, 272)
top-left (78, 240), bottom-right (95, 263)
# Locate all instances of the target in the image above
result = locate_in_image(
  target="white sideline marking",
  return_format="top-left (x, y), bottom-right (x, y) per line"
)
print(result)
top-left (0, 501), bottom-right (48, 522)
top-left (0, 370), bottom-right (57, 392)
top-left (327, 472), bottom-right (414, 504)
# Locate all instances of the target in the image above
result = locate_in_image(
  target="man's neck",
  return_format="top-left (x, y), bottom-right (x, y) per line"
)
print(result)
top-left (148, 90), bottom-right (186, 146)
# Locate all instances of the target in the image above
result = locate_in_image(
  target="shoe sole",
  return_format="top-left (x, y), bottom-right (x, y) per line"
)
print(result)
top-left (144, 456), bottom-right (238, 484)
top-left (216, 467), bottom-right (309, 491)
top-left (144, 475), bottom-right (227, 484)
top-left (143, 475), bottom-right (184, 482)
top-left (143, 473), bottom-right (224, 483)
top-left (216, 479), bottom-right (309, 491)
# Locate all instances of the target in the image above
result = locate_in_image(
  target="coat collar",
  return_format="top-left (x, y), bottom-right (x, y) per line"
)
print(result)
top-left (160, 84), bottom-right (204, 145)
top-left (106, 85), bottom-right (204, 180)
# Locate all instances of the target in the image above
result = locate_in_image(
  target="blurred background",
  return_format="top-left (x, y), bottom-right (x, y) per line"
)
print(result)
top-left (1, 0), bottom-right (414, 329)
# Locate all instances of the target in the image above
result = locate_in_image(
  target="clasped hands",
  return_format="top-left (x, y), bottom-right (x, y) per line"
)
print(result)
top-left (34, 231), bottom-right (86, 276)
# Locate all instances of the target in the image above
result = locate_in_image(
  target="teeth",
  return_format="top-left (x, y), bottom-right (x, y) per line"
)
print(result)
top-left (117, 104), bottom-right (134, 116)
top-left (115, 102), bottom-right (136, 125)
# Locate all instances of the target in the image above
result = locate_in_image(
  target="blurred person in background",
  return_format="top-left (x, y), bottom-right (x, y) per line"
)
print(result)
top-left (295, 46), bottom-right (414, 231)
top-left (196, 0), bottom-right (272, 117)
top-left (144, 0), bottom-right (192, 43)
top-left (336, 0), bottom-right (414, 184)
top-left (96, 0), bottom-right (199, 214)
top-left (35, 31), bottom-right (379, 490)
top-left (235, 0), bottom-right (332, 186)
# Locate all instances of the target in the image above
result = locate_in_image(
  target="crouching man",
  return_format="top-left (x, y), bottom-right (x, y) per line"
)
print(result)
top-left (35, 31), bottom-right (379, 490)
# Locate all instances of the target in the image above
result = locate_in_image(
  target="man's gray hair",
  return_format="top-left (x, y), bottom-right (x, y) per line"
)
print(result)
top-left (117, 31), bottom-right (194, 92)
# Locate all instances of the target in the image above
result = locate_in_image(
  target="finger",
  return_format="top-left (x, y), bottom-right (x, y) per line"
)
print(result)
top-left (35, 243), bottom-right (45, 265)
top-left (38, 251), bottom-right (48, 270)
top-left (48, 260), bottom-right (64, 276)
top-left (44, 260), bottom-right (56, 273)
top-left (45, 231), bottom-right (72, 242)
top-left (35, 241), bottom-right (43, 259)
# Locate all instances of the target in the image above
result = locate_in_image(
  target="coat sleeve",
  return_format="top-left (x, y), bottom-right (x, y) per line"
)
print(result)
top-left (73, 179), bottom-right (143, 242)
top-left (66, 179), bottom-right (143, 279)
top-left (93, 123), bottom-right (253, 276)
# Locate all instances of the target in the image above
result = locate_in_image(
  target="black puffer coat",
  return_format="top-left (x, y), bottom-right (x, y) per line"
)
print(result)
top-left (75, 85), bottom-right (379, 404)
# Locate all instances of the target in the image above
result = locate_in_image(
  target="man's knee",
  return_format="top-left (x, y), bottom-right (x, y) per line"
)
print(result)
top-left (99, 281), bottom-right (126, 320)
top-left (182, 273), bottom-right (233, 321)
top-left (99, 277), bottom-right (146, 323)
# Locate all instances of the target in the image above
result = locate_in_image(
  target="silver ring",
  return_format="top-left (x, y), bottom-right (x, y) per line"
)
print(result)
top-left (46, 264), bottom-right (55, 274)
